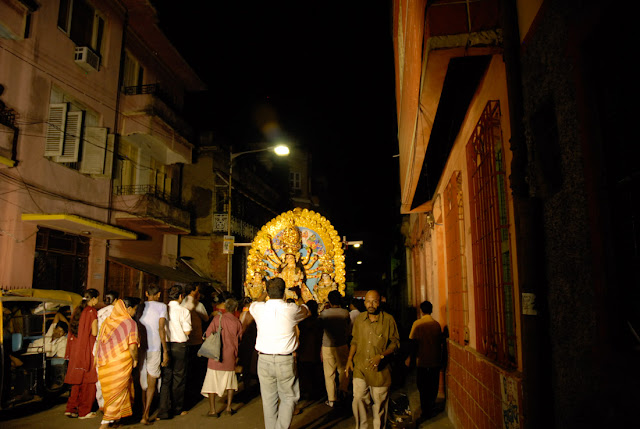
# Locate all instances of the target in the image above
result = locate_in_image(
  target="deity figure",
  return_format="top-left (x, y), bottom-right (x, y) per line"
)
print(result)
top-left (246, 208), bottom-right (346, 304)
top-left (264, 221), bottom-right (317, 302)
top-left (314, 271), bottom-right (338, 309)
top-left (244, 271), bottom-right (266, 301)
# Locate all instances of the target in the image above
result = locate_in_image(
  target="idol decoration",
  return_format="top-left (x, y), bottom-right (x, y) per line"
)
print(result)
top-left (245, 208), bottom-right (345, 303)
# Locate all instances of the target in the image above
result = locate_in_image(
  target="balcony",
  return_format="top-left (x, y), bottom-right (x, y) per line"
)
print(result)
top-left (212, 213), bottom-right (258, 241)
top-left (120, 84), bottom-right (194, 165)
top-left (113, 185), bottom-right (190, 235)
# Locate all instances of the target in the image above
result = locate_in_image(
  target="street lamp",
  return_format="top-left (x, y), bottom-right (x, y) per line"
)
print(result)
top-left (226, 144), bottom-right (290, 291)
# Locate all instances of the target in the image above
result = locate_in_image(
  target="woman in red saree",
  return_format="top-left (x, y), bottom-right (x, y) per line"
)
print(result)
top-left (96, 297), bottom-right (139, 429)
top-left (64, 288), bottom-right (100, 419)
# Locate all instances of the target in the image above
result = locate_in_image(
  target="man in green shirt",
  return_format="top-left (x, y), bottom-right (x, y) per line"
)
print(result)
top-left (346, 290), bottom-right (400, 429)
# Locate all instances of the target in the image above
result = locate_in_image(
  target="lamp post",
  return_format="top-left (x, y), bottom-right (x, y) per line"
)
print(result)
top-left (226, 144), bottom-right (290, 291)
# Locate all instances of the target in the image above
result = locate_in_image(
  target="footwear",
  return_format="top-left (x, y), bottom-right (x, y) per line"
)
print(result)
top-left (324, 400), bottom-right (335, 408)
top-left (65, 412), bottom-right (78, 418)
top-left (224, 409), bottom-right (236, 416)
top-left (78, 411), bottom-right (97, 419)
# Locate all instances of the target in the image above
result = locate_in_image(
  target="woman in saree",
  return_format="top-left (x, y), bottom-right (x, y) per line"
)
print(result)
top-left (96, 297), bottom-right (140, 429)
top-left (65, 288), bottom-right (100, 419)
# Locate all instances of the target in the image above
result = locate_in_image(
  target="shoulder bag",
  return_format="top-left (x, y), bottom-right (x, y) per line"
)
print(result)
top-left (198, 314), bottom-right (223, 361)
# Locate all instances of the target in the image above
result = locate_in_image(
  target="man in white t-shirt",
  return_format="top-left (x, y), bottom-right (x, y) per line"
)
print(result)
top-left (157, 284), bottom-right (191, 420)
top-left (138, 285), bottom-right (169, 425)
top-left (250, 277), bottom-right (310, 429)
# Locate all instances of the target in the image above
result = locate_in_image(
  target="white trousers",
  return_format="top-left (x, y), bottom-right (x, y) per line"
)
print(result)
top-left (352, 377), bottom-right (389, 429)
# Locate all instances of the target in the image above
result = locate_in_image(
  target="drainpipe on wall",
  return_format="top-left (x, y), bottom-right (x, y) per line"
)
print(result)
top-left (105, 6), bottom-right (129, 294)
top-left (500, 0), bottom-right (554, 428)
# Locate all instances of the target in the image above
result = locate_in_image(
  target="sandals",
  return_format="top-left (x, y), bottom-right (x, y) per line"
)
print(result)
top-left (78, 411), bottom-right (97, 419)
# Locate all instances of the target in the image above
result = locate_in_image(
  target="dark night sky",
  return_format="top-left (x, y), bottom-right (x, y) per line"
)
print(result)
top-left (154, 2), bottom-right (400, 283)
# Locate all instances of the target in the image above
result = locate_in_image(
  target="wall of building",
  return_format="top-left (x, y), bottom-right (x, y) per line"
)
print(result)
top-left (0, 0), bottom-right (125, 290)
top-left (407, 54), bottom-right (525, 428)
top-left (516, 2), bottom-right (638, 427)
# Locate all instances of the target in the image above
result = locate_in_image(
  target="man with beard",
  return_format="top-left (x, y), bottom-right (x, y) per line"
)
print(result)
top-left (346, 290), bottom-right (400, 429)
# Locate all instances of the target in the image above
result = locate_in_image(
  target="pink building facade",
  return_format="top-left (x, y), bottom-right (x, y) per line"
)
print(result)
top-left (0, 0), bottom-right (205, 298)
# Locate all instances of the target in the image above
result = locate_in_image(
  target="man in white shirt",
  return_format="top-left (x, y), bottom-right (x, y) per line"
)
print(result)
top-left (25, 311), bottom-right (68, 358)
top-left (24, 311), bottom-right (69, 388)
top-left (139, 285), bottom-right (169, 425)
top-left (250, 277), bottom-right (310, 429)
top-left (157, 284), bottom-right (191, 420)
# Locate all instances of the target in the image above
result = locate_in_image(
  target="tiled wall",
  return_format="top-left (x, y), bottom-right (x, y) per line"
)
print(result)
top-left (446, 341), bottom-right (524, 429)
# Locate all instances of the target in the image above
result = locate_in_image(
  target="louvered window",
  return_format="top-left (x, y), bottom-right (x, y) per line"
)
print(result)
top-left (44, 102), bottom-right (110, 175)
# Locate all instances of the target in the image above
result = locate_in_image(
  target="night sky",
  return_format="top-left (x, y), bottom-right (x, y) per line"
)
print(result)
top-left (154, 2), bottom-right (401, 285)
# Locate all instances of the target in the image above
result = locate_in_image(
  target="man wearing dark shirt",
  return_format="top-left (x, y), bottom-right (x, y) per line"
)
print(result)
top-left (346, 290), bottom-right (400, 429)
top-left (405, 300), bottom-right (443, 419)
top-left (318, 290), bottom-right (350, 407)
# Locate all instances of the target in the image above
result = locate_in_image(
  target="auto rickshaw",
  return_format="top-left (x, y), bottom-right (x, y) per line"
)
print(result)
top-left (0, 289), bottom-right (82, 409)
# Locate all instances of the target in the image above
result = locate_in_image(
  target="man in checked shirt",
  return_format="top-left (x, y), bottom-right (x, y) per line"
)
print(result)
top-left (346, 290), bottom-right (400, 429)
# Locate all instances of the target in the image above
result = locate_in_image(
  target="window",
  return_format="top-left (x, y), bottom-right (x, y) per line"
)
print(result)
top-left (123, 51), bottom-right (144, 88)
top-left (466, 100), bottom-right (517, 367)
top-left (445, 171), bottom-right (469, 346)
top-left (45, 87), bottom-right (112, 175)
top-left (289, 171), bottom-right (301, 190)
top-left (57, 0), bottom-right (105, 56)
top-left (33, 227), bottom-right (89, 294)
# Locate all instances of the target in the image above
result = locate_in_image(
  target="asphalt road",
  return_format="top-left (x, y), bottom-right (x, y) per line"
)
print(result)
top-left (0, 374), bottom-right (454, 429)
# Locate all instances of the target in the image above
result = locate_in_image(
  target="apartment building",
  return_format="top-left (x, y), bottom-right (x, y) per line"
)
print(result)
top-left (0, 0), bottom-right (207, 298)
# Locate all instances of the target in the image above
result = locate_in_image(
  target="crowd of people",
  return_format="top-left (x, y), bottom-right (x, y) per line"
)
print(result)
top-left (50, 281), bottom-right (443, 429)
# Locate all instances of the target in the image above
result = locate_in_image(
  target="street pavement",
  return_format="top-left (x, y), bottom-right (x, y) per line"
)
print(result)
top-left (0, 372), bottom-right (454, 429)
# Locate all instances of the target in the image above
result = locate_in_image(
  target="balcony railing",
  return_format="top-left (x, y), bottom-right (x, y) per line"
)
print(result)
top-left (122, 84), bottom-right (194, 141)
top-left (114, 184), bottom-right (184, 207)
top-left (123, 84), bottom-right (179, 113)
top-left (213, 213), bottom-right (258, 240)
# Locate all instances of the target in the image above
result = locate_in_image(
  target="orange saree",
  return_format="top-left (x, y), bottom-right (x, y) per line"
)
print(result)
top-left (96, 300), bottom-right (139, 422)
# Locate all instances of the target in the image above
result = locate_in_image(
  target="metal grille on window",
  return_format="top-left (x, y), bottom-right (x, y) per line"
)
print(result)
top-left (465, 100), bottom-right (517, 367)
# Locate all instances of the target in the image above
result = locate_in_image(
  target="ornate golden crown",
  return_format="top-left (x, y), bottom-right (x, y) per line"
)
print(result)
top-left (280, 221), bottom-right (302, 254)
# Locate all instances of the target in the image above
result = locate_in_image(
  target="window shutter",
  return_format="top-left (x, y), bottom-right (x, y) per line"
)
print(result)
top-left (79, 127), bottom-right (107, 174)
top-left (102, 134), bottom-right (115, 177)
top-left (56, 111), bottom-right (84, 163)
top-left (44, 103), bottom-right (67, 157)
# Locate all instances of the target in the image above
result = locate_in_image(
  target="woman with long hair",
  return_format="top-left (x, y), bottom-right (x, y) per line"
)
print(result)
top-left (96, 297), bottom-right (140, 429)
top-left (64, 288), bottom-right (99, 419)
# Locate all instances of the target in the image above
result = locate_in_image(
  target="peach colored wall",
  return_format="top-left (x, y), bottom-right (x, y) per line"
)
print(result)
top-left (108, 229), bottom-right (168, 265)
top-left (406, 55), bottom-right (524, 428)
top-left (88, 239), bottom-right (107, 294)
top-left (447, 341), bottom-right (524, 429)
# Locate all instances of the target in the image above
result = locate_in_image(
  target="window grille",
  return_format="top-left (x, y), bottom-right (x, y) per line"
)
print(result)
top-left (445, 171), bottom-right (468, 345)
top-left (466, 100), bottom-right (517, 367)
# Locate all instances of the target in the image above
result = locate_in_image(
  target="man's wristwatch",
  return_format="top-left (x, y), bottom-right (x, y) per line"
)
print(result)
top-left (379, 354), bottom-right (385, 360)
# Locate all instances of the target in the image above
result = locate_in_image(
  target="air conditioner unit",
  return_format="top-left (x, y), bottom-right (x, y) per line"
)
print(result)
top-left (74, 46), bottom-right (100, 72)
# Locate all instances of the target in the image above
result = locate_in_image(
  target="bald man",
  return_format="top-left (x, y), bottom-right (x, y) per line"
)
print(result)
top-left (346, 290), bottom-right (400, 429)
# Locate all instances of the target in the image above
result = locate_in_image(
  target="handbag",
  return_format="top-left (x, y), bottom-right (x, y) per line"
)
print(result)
top-left (198, 314), bottom-right (222, 361)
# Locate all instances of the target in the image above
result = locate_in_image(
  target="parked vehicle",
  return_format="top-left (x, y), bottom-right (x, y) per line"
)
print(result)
top-left (1, 289), bottom-right (82, 409)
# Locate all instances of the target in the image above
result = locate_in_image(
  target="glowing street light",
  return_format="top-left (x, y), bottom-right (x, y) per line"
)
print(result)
top-left (225, 143), bottom-right (290, 291)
